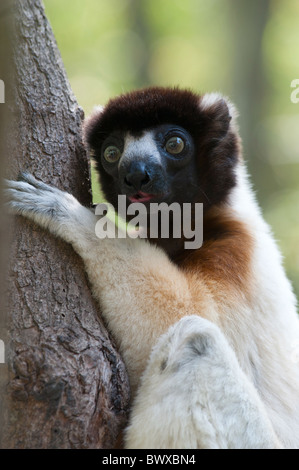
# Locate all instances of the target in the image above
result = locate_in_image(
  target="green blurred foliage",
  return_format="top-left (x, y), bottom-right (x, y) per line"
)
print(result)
top-left (44, 0), bottom-right (299, 300)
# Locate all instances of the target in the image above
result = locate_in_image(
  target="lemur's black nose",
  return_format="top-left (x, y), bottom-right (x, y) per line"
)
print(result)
top-left (124, 161), bottom-right (151, 191)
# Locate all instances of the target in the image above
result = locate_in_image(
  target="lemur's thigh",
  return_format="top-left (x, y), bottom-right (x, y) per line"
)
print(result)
top-left (125, 315), bottom-right (282, 449)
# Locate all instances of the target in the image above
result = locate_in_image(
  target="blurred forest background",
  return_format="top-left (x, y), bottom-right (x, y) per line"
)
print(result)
top-left (43, 0), bottom-right (299, 301)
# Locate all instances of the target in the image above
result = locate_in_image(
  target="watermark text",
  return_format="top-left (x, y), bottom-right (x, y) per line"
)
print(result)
top-left (0, 79), bottom-right (4, 104)
top-left (0, 339), bottom-right (5, 363)
top-left (290, 79), bottom-right (299, 103)
top-left (95, 196), bottom-right (203, 250)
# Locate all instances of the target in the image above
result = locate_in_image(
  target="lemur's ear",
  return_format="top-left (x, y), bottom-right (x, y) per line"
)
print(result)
top-left (199, 93), bottom-right (239, 137)
top-left (82, 105), bottom-right (105, 153)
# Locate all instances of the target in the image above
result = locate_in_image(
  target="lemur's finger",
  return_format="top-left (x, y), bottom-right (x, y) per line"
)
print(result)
top-left (18, 172), bottom-right (50, 190)
top-left (4, 179), bottom-right (39, 194)
top-left (3, 187), bottom-right (40, 209)
top-left (3, 173), bottom-right (54, 195)
top-left (3, 200), bottom-right (33, 214)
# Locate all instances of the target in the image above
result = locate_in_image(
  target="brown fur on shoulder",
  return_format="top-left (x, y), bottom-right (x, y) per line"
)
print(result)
top-left (176, 206), bottom-right (254, 299)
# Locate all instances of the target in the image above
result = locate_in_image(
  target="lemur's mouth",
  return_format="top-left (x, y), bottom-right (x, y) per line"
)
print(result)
top-left (128, 191), bottom-right (156, 203)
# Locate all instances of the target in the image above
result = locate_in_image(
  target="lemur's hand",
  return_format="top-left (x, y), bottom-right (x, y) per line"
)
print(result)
top-left (5, 173), bottom-right (79, 226)
top-left (4, 173), bottom-right (97, 248)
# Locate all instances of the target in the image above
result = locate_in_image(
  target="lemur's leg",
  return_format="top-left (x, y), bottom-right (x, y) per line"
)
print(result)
top-left (125, 316), bottom-right (282, 449)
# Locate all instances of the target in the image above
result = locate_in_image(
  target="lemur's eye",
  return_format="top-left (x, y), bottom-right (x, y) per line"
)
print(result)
top-left (103, 145), bottom-right (121, 163)
top-left (165, 136), bottom-right (185, 155)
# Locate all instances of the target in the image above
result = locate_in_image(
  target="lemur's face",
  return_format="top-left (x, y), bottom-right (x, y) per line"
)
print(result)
top-left (100, 124), bottom-right (198, 206)
top-left (84, 87), bottom-right (240, 214)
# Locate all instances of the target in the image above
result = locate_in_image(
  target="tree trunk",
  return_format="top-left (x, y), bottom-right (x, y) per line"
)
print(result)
top-left (0, 0), bottom-right (130, 449)
top-left (0, 0), bottom-right (13, 449)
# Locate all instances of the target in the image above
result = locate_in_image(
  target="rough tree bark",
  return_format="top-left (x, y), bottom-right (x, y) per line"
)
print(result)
top-left (0, 0), bottom-right (13, 448)
top-left (0, 0), bottom-right (130, 449)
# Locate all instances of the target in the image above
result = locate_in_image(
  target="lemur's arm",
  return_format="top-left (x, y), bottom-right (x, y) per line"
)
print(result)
top-left (5, 173), bottom-right (282, 449)
top-left (5, 173), bottom-right (195, 392)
